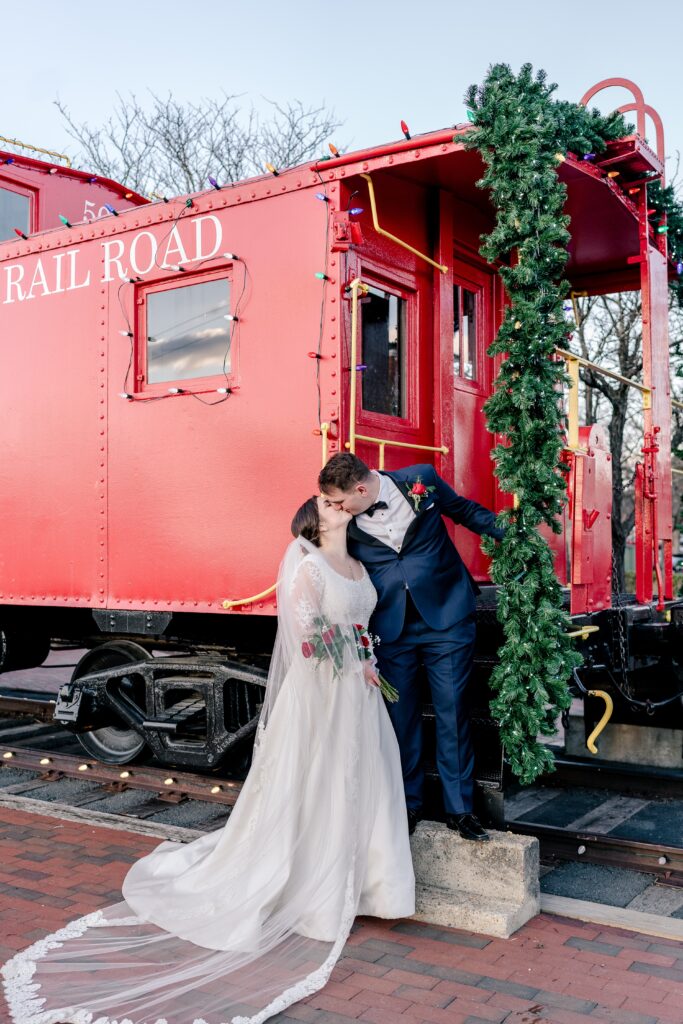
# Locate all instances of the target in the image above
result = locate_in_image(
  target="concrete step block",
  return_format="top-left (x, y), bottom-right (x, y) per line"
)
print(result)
top-left (410, 822), bottom-right (540, 938)
top-left (414, 883), bottom-right (540, 938)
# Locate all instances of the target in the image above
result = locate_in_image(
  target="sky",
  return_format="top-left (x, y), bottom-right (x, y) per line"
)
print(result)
top-left (5, 0), bottom-right (681, 183)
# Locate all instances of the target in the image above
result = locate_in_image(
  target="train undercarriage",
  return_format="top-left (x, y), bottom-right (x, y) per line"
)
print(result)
top-left (1, 588), bottom-right (679, 825)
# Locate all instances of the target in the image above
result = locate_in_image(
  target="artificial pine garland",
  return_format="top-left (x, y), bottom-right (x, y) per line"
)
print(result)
top-left (461, 64), bottom-right (630, 783)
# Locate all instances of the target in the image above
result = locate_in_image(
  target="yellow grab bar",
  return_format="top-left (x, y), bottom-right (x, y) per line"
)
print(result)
top-left (565, 625), bottom-right (600, 640)
top-left (347, 278), bottom-right (368, 454)
top-left (586, 689), bottom-right (614, 754)
top-left (222, 583), bottom-right (278, 610)
top-left (346, 433), bottom-right (448, 470)
top-left (320, 422), bottom-right (329, 466)
top-left (361, 174), bottom-right (448, 274)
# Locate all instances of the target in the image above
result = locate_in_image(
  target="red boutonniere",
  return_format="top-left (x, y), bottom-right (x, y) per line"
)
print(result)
top-left (407, 476), bottom-right (436, 512)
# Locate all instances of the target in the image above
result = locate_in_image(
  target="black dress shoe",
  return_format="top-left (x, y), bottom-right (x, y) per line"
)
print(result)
top-left (407, 809), bottom-right (421, 835)
top-left (446, 813), bottom-right (490, 841)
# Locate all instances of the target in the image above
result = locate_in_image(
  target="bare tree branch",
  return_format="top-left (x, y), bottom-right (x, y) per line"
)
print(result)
top-left (53, 92), bottom-right (342, 197)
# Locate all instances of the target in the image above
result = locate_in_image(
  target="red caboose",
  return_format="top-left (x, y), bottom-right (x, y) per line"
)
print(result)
top-left (0, 81), bottom-right (680, 784)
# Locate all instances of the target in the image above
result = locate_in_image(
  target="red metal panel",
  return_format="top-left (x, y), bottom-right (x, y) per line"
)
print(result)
top-left (106, 190), bottom-right (331, 613)
top-left (590, 430), bottom-right (614, 611)
top-left (639, 193), bottom-right (673, 604)
top-left (0, 254), bottom-right (106, 605)
top-left (569, 426), bottom-right (613, 615)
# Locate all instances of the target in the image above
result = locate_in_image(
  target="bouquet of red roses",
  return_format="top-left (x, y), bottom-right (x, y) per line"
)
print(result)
top-left (300, 618), bottom-right (399, 702)
top-left (300, 616), bottom-right (346, 678)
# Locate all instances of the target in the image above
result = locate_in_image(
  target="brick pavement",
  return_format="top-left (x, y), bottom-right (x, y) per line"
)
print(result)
top-left (0, 805), bottom-right (682, 1024)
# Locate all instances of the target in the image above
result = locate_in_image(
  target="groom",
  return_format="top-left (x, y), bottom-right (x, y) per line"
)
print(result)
top-left (319, 452), bottom-right (504, 840)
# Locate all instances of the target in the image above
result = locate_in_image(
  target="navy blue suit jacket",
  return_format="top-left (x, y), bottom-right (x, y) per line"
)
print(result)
top-left (347, 464), bottom-right (503, 644)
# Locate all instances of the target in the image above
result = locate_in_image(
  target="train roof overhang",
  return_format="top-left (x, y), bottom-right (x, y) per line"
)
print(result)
top-left (310, 128), bottom-right (669, 296)
top-left (0, 148), bottom-right (149, 205)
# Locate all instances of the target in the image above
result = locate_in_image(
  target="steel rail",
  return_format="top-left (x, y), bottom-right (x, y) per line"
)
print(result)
top-left (0, 744), bottom-right (243, 806)
top-left (0, 691), bottom-right (56, 722)
top-left (510, 820), bottom-right (683, 886)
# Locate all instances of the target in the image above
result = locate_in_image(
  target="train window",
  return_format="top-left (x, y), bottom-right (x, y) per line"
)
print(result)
top-left (453, 285), bottom-right (478, 381)
top-left (0, 186), bottom-right (30, 243)
top-left (146, 277), bottom-right (232, 384)
top-left (361, 286), bottom-right (407, 418)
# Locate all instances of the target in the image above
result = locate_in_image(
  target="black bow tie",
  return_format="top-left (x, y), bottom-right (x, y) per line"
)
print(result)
top-left (364, 500), bottom-right (388, 517)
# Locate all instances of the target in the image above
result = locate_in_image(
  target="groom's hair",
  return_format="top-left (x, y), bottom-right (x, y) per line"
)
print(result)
top-left (319, 453), bottom-right (372, 494)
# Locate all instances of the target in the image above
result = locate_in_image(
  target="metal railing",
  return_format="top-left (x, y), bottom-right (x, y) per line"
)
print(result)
top-left (346, 434), bottom-right (449, 469)
top-left (556, 347), bottom-right (652, 453)
top-left (0, 134), bottom-right (72, 167)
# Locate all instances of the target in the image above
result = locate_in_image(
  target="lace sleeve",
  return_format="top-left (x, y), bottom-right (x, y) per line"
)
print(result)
top-left (288, 556), bottom-right (325, 634)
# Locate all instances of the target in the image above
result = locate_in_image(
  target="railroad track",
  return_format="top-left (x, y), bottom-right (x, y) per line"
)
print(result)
top-left (505, 757), bottom-right (683, 887)
top-left (2, 692), bottom-right (683, 885)
top-left (0, 691), bottom-right (244, 832)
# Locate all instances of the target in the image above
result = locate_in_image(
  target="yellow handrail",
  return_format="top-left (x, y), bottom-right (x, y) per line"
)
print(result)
top-left (565, 355), bottom-right (581, 451)
top-left (556, 347), bottom-right (651, 395)
top-left (0, 134), bottom-right (72, 167)
top-left (565, 625), bottom-right (600, 640)
top-left (346, 433), bottom-right (449, 470)
top-left (222, 583), bottom-right (278, 610)
top-left (361, 174), bottom-right (448, 274)
top-left (586, 689), bottom-right (614, 754)
top-left (320, 422), bottom-right (329, 466)
top-left (347, 278), bottom-right (368, 454)
top-left (557, 347), bottom-right (652, 456)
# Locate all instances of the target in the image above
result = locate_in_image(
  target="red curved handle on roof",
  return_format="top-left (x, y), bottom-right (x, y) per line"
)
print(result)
top-left (580, 78), bottom-right (665, 180)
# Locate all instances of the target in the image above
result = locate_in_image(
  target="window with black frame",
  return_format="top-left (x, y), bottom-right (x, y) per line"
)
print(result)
top-left (0, 187), bottom-right (30, 243)
top-left (145, 277), bottom-right (232, 384)
top-left (361, 286), bottom-right (407, 418)
top-left (453, 285), bottom-right (478, 382)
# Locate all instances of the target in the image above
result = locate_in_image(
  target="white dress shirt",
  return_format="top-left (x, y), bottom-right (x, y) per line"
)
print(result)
top-left (356, 471), bottom-right (415, 552)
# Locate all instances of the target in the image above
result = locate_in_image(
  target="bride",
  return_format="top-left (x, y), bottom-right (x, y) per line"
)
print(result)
top-left (2, 495), bottom-right (415, 1024)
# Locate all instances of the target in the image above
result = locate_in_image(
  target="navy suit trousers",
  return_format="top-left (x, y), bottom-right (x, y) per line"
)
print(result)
top-left (375, 603), bottom-right (476, 815)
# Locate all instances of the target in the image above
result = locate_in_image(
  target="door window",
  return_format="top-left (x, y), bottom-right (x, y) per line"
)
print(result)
top-left (453, 285), bottom-right (479, 382)
top-left (361, 286), bottom-right (407, 418)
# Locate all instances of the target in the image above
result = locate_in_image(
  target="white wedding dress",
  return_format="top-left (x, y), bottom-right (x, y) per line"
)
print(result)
top-left (2, 538), bottom-right (415, 1024)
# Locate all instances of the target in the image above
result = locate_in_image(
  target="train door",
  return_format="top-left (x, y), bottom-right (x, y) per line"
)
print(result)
top-left (345, 252), bottom-right (435, 472)
top-left (451, 257), bottom-right (497, 578)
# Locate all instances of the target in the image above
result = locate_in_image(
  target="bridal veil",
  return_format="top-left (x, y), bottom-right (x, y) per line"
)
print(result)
top-left (2, 537), bottom-right (413, 1024)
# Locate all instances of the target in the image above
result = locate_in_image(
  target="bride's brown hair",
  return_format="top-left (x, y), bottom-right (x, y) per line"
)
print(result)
top-left (290, 496), bottom-right (321, 546)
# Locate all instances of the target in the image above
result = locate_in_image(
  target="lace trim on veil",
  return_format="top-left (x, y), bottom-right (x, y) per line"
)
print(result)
top-left (1, 873), bottom-right (356, 1024)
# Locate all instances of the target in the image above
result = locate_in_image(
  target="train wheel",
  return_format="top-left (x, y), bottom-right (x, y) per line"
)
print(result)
top-left (73, 640), bottom-right (151, 765)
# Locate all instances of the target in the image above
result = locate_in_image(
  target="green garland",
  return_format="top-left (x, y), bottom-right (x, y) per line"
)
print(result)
top-left (648, 180), bottom-right (683, 308)
top-left (461, 64), bottom-right (630, 783)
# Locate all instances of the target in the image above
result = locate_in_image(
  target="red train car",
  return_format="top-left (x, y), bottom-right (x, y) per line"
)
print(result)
top-left (0, 82), bottom-right (680, 782)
